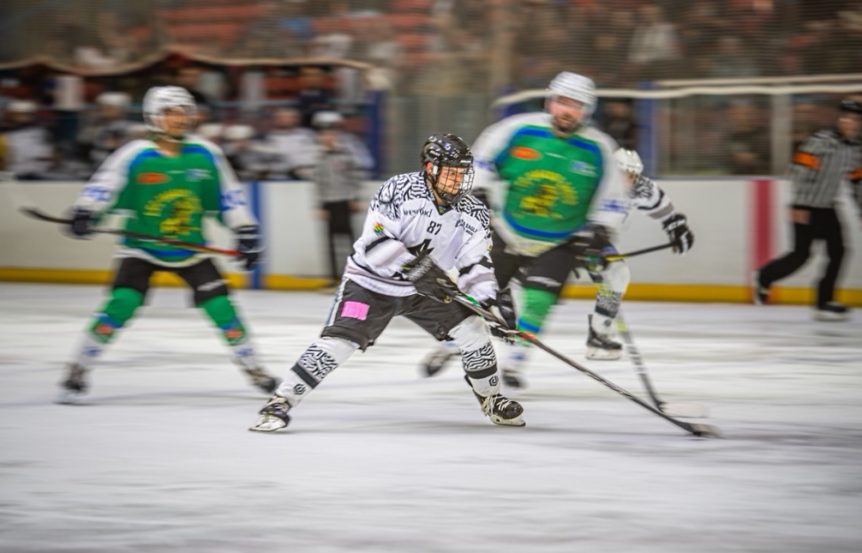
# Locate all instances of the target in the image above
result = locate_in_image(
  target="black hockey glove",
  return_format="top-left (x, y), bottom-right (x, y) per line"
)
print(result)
top-left (67, 208), bottom-right (96, 238)
top-left (566, 224), bottom-right (611, 270)
top-left (404, 253), bottom-right (459, 304)
top-left (662, 213), bottom-right (694, 254)
top-left (235, 225), bottom-right (263, 270)
top-left (481, 287), bottom-right (517, 343)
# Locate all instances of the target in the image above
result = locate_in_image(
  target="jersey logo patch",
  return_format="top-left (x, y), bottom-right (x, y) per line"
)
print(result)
top-left (511, 146), bottom-right (541, 160)
top-left (569, 160), bottom-right (598, 177)
top-left (137, 172), bottom-right (169, 184)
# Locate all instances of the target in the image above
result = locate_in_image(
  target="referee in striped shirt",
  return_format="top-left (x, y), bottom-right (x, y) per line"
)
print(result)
top-left (754, 98), bottom-right (862, 320)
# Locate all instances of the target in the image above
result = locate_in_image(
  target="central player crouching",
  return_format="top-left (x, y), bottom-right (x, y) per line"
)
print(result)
top-left (250, 133), bottom-right (525, 432)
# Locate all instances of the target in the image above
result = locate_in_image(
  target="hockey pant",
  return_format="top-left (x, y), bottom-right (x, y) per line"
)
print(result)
top-left (71, 258), bottom-right (261, 370)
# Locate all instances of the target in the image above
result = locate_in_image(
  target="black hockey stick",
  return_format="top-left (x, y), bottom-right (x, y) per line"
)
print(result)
top-left (453, 294), bottom-right (721, 437)
top-left (20, 207), bottom-right (241, 256)
top-left (614, 310), bottom-right (709, 418)
top-left (603, 242), bottom-right (674, 262)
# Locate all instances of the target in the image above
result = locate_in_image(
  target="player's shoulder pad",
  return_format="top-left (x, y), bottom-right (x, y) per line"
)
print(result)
top-left (371, 171), bottom-right (426, 210)
top-left (578, 125), bottom-right (620, 154)
top-left (455, 194), bottom-right (491, 228)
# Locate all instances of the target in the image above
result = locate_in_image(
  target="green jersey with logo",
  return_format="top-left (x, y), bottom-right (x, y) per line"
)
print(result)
top-left (472, 112), bottom-right (627, 256)
top-left (75, 137), bottom-right (256, 266)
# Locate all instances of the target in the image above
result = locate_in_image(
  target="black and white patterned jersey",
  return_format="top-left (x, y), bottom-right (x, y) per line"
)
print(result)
top-left (630, 174), bottom-right (676, 222)
top-left (344, 171), bottom-right (497, 300)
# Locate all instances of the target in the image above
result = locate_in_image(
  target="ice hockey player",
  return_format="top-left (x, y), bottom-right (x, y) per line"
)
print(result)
top-left (57, 85), bottom-right (278, 404)
top-left (250, 133), bottom-right (525, 432)
top-left (419, 71), bottom-right (627, 389)
top-left (420, 146), bottom-right (694, 376)
top-left (582, 148), bottom-right (694, 360)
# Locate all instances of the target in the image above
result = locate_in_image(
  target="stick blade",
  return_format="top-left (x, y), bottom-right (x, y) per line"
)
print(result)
top-left (686, 422), bottom-right (722, 438)
top-left (660, 402), bottom-right (710, 419)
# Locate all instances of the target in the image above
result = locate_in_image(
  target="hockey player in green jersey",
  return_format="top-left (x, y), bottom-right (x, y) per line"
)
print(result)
top-left (420, 71), bottom-right (629, 388)
top-left (57, 86), bottom-right (278, 404)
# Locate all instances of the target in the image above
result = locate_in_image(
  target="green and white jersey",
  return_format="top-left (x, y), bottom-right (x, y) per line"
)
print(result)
top-left (472, 112), bottom-right (628, 256)
top-left (74, 136), bottom-right (256, 267)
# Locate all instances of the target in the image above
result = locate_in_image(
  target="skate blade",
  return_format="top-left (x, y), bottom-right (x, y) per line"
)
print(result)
top-left (55, 390), bottom-right (87, 405)
top-left (248, 414), bottom-right (290, 433)
top-left (813, 312), bottom-right (849, 322)
top-left (586, 347), bottom-right (622, 360)
top-left (489, 414), bottom-right (526, 427)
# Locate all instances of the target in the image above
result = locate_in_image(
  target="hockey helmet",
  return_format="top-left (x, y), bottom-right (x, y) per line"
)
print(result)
top-left (839, 98), bottom-right (862, 115)
top-left (142, 86), bottom-right (197, 138)
top-left (547, 72), bottom-right (596, 117)
top-left (421, 133), bottom-right (475, 204)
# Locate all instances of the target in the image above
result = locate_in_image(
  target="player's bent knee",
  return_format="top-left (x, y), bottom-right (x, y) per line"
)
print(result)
top-left (104, 287), bottom-right (144, 323)
top-left (448, 315), bottom-right (490, 351)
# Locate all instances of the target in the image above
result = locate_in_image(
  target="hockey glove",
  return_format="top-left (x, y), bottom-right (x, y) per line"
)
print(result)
top-left (67, 208), bottom-right (96, 238)
top-left (235, 225), bottom-right (263, 270)
top-left (662, 213), bottom-right (694, 254)
top-left (404, 253), bottom-right (459, 303)
top-left (481, 287), bottom-right (517, 343)
top-left (567, 224), bottom-right (612, 270)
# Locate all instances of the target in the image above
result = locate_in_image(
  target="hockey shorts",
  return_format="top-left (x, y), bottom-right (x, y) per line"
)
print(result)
top-left (320, 279), bottom-right (473, 350)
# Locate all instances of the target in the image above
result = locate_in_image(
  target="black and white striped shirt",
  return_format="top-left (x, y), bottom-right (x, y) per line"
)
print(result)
top-left (789, 129), bottom-right (862, 209)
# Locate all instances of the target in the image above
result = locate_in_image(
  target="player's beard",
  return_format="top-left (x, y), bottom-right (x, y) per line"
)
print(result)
top-left (551, 113), bottom-right (581, 136)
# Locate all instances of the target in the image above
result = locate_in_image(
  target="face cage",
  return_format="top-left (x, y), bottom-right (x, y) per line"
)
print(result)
top-left (146, 107), bottom-right (196, 141)
top-left (430, 163), bottom-right (475, 204)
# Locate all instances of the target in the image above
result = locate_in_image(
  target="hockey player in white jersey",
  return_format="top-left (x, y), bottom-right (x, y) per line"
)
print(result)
top-left (250, 133), bottom-right (525, 432)
top-left (584, 149), bottom-right (694, 360)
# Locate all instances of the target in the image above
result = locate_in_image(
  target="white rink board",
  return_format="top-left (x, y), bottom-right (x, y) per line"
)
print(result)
top-left (1, 179), bottom-right (861, 289)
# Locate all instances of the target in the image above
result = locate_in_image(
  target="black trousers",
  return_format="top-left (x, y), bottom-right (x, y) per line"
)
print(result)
top-left (322, 200), bottom-right (355, 281)
top-left (758, 206), bottom-right (846, 307)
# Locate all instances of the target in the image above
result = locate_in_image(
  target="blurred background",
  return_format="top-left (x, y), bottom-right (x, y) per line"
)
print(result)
top-left (1, 0), bottom-right (861, 178)
top-left (1, 0), bottom-right (861, 301)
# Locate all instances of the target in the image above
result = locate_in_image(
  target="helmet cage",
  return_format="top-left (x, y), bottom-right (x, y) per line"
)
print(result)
top-left (421, 134), bottom-right (475, 204)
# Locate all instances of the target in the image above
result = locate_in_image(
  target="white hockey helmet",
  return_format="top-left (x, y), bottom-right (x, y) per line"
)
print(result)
top-left (142, 86), bottom-right (197, 135)
top-left (613, 148), bottom-right (644, 176)
top-left (547, 72), bottom-right (596, 117)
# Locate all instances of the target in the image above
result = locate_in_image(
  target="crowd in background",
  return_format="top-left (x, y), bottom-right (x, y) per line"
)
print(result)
top-left (0, 0), bottom-right (858, 178)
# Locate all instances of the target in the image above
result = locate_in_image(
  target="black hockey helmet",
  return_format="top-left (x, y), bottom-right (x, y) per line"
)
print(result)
top-left (421, 133), bottom-right (475, 204)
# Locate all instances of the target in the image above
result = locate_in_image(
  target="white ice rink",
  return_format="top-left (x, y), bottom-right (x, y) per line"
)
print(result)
top-left (1, 282), bottom-right (861, 553)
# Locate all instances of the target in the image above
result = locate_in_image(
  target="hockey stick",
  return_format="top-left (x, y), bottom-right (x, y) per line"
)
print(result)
top-left (453, 294), bottom-right (721, 438)
top-left (603, 242), bottom-right (674, 262)
top-left (614, 310), bottom-right (709, 418)
top-left (20, 207), bottom-right (241, 256)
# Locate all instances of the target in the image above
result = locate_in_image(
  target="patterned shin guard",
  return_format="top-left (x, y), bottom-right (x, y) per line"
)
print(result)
top-left (449, 316), bottom-right (499, 397)
top-left (275, 337), bottom-right (358, 405)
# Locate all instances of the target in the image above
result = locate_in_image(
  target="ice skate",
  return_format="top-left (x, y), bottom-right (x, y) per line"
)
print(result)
top-left (586, 314), bottom-right (622, 360)
top-left (752, 271), bottom-right (769, 305)
top-left (56, 363), bottom-right (89, 405)
top-left (814, 302), bottom-right (850, 322)
top-left (243, 367), bottom-right (280, 394)
top-left (465, 376), bottom-right (525, 426)
top-left (419, 343), bottom-right (459, 377)
top-left (249, 394), bottom-right (292, 432)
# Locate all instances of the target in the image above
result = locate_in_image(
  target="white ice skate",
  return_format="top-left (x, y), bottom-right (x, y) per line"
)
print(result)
top-left (249, 395), bottom-right (292, 432)
top-left (585, 314), bottom-right (623, 360)
top-left (56, 363), bottom-right (88, 405)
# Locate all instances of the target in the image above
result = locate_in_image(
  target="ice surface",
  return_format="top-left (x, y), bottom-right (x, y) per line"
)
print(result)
top-left (1, 283), bottom-right (861, 552)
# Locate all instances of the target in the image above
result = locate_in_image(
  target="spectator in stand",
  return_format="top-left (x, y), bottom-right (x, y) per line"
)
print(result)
top-left (296, 66), bottom-right (336, 128)
top-left (222, 124), bottom-right (271, 182)
top-left (724, 100), bottom-right (770, 175)
top-left (77, 92), bottom-right (133, 169)
top-left (296, 111), bottom-right (367, 285)
top-left (259, 106), bottom-right (317, 179)
top-left (1, 100), bottom-right (54, 180)
top-left (627, 3), bottom-right (680, 80)
top-left (601, 100), bottom-right (638, 151)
